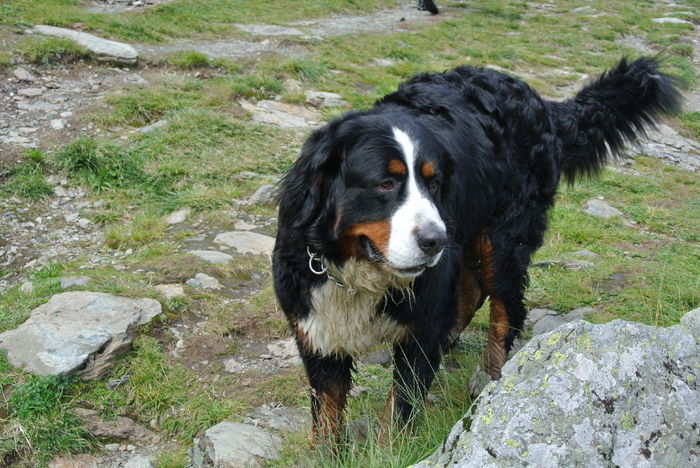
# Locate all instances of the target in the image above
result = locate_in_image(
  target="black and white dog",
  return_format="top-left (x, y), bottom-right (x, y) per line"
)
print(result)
top-left (272, 57), bottom-right (681, 442)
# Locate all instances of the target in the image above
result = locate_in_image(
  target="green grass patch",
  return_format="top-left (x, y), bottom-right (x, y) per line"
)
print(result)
top-left (0, 149), bottom-right (53, 200)
top-left (1, 375), bottom-right (90, 467)
top-left (15, 36), bottom-right (92, 65)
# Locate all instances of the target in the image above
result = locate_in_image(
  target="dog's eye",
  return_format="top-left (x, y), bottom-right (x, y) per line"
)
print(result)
top-left (428, 178), bottom-right (439, 190)
top-left (378, 179), bottom-right (395, 190)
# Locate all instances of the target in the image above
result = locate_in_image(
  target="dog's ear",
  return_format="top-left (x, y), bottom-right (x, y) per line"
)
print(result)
top-left (278, 118), bottom-right (348, 230)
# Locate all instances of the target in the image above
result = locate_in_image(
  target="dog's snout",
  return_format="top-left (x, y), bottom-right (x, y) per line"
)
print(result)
top-left (416, 224), bottom-right (447, 256)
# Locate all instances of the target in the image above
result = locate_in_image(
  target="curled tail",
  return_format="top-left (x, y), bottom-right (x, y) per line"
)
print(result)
top-left (548, 57), bottom-right (683, 181)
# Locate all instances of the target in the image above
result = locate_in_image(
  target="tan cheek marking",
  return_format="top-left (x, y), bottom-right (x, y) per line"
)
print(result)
top-left (388, 158), bottom-right (407, 176)
top-left (421, 160), bottom-right (436, 178)
top-left (341, 220), bottom-right (391, 259)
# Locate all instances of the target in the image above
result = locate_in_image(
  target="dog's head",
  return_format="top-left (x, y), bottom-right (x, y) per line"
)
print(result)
top-left (279, 113), bottom-right (453, 278)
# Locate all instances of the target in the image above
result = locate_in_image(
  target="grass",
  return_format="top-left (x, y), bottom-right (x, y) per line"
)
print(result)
top-left (14, 36), bottom-right (92, 65)
top-left (0, 0), bottom-right (698, 466)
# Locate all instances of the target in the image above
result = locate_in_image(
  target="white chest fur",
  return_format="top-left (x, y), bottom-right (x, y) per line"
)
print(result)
top-left (298, 260), bottom-right (413, 358)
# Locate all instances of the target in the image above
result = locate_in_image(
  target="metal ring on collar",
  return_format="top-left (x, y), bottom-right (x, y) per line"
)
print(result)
top-left (307, 246), bottom-right (327, 275)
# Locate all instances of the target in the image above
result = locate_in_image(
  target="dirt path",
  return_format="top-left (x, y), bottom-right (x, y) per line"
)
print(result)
top-left (135, 2), bottom-right (447, 60)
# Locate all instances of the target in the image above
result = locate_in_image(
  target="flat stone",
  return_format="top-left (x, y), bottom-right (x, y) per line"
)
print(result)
top-left (0, 292), bottom-right (161, 378)
top-left (13, 67), bottom-right (37, 81)
top-left (33, 25), bottom-right (138, 64)
top-left (235, 23), bottom-right (305, 36)
top-left (50, 118), bottom-right (67, 130)
top-left (195, 421), bottom-right (281, 467)
top-left (247, 404), bottom-right (310, 432)
top-left (570, 249), bottom-right (599, 258)
top-left (416, 309), bottom-right (700, 468)
top-left (223, 357), bottom-right (246, 374)
top-left (526, 308), bottom-right (557, 326)
top-left (213, 231), bottom-right (275, 256)
top-left (18, 88), bottom-right (43, 97)
top-left (240, 100), bottom-right (319, 128)
top-left (140, 118), bottom-right (168, 134)
top-left (564, 306), bottom-right (595, 321)
top-left (123, 456), bottom-right (154, 468)
top-left (187, 250), bottom-right (234, 265)
top-left (154, 284), bottom-right (186, 299)
top-left (652, 17), bottom-right (693, 24)
top-left (266, 338), bottom-right (300, 361)
top-left (304, 90), bottom-right (348, 108)
top-left (247, 184), bottom-right (278, 205)
top-left (17, 100), bottom-right (60, 112)
top-left (164, 207), bottom-right (190, 224)
top-left (75, 407), bottom-right (154, 441)
top-left (48, 454), bottom-right (98, 468)
top-left (585, 199), bottom-right (624, 219)
top-left (532, 314), bottom-right (568, 336)
top-left (58, 276), bottom-right (91, 288)
top-left (630, 123), bottom-right (700, 171)
top-left (186, 273), bottom-right (222, 290)
top-left (361, 348), bottom-right (392, 367)
top-left (282, 78), bottom-right (303, 94)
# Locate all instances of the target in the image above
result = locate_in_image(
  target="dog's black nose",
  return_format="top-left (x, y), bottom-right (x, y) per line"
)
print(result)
top-left (417, 225), bottom-right (447, 256)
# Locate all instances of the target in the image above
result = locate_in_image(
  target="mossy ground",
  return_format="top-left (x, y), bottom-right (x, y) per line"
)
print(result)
top-left (0, 1), bottom-right (698, 467)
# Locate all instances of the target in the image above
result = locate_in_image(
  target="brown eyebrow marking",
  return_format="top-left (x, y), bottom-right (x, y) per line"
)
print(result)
top-left (388, 158), bottom-right (407, 175)
top-left (421, 161), bottom-right (436, 178)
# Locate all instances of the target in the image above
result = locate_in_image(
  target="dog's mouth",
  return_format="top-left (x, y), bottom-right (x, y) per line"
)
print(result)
top-left (360, 235), bottom-right (385, 263)
top-left (360, 235), bottom-right (429, 277)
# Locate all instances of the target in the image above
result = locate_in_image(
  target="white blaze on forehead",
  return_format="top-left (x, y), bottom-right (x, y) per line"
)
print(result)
top-left (388, 128), bottom-right (445, 269)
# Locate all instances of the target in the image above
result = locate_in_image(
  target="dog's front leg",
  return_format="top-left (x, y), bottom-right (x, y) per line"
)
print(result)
top-left (302, 352), bottom-right (353, 444)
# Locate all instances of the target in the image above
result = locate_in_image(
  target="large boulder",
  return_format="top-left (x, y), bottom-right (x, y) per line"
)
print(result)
top-left (0, 292), bottom-right (161, 379)
top-left (414, 309), bottom-right (700, 468)
top-left (32, 25), bottom-right (138, 65)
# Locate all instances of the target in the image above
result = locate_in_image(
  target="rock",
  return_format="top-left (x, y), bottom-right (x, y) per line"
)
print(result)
top-left (531, 314), bottom-right (568, 336)
top-left (223, 357), bottom-right (246, 374)
top-left (532, 259), bottom-right (594, 270)
top-left (526, 308), bottom-right (557, 326)
top-left (154, 284), bottom-right (186, 299)
top-left (247, 404), bottom-right (310, 432)
top-left (585, 198), bottom-right (624, 219)
top-left (187, 250), bottom-right (234, 265)
top-left (304, 90), bottom-right (348, 108)
top-left (347, 416), bottom-right (373, 441)
top-left (122, 455), bottom-right (154, 468)
top-left (193, 421), bottom-right (281, 467)
top-left (630, 123), bottom-right (700, 171)
top-left (164, 207), bottom-right (190, 224)
top-left (20, 281), bottom-right (33, 293)
top-left (372, 58), bottom-right (396, 67)
top-left (74, 408), bottom-right (154, 441)
top-left (234, 23), bottom-right (305, 36)
top-left (33, 25), bottom-right (139, 64)
top-left (266, 338), bottom-right (300, 361)
top-left (247, 184), bottom-right (278, 205)
top-left (104, 443), bottom-right (121, 452)
top-left (414, 309), bottom-right (700, 468)
top-left (50, 118), bottom-right (67, 130)
top-left (570, 248), bottom-right (598, 258)
top-left (18, 87), bottom-right (43, 97)
top-left (48, 454), bottom-right (97, 468)
top-left (140, 118), bottom-right (168, 134)
top-left (564, 306), bottom-right (594, 321)
top-left (240, 100), bottom-right (319, 128)
top-left (186, 273), bottom-right (223, 290)
top-left (652, 17), bottom-right (693, 24)
top-left (59, 276), bottom-right (90, 288)
top-left (13, 67), bottom-right (37, 81)
top-left (0, 292), bottom-right (161, 378)
top-left (213, 231), bottom-right (275, 256)
top-left (54, 185), bottom-right (69, 197)
top-left (282, 78), bottom-right (303, 94)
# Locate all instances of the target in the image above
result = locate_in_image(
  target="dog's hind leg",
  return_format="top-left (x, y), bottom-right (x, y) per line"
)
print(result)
top-left (303, 353), bottom-right (353, 444)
